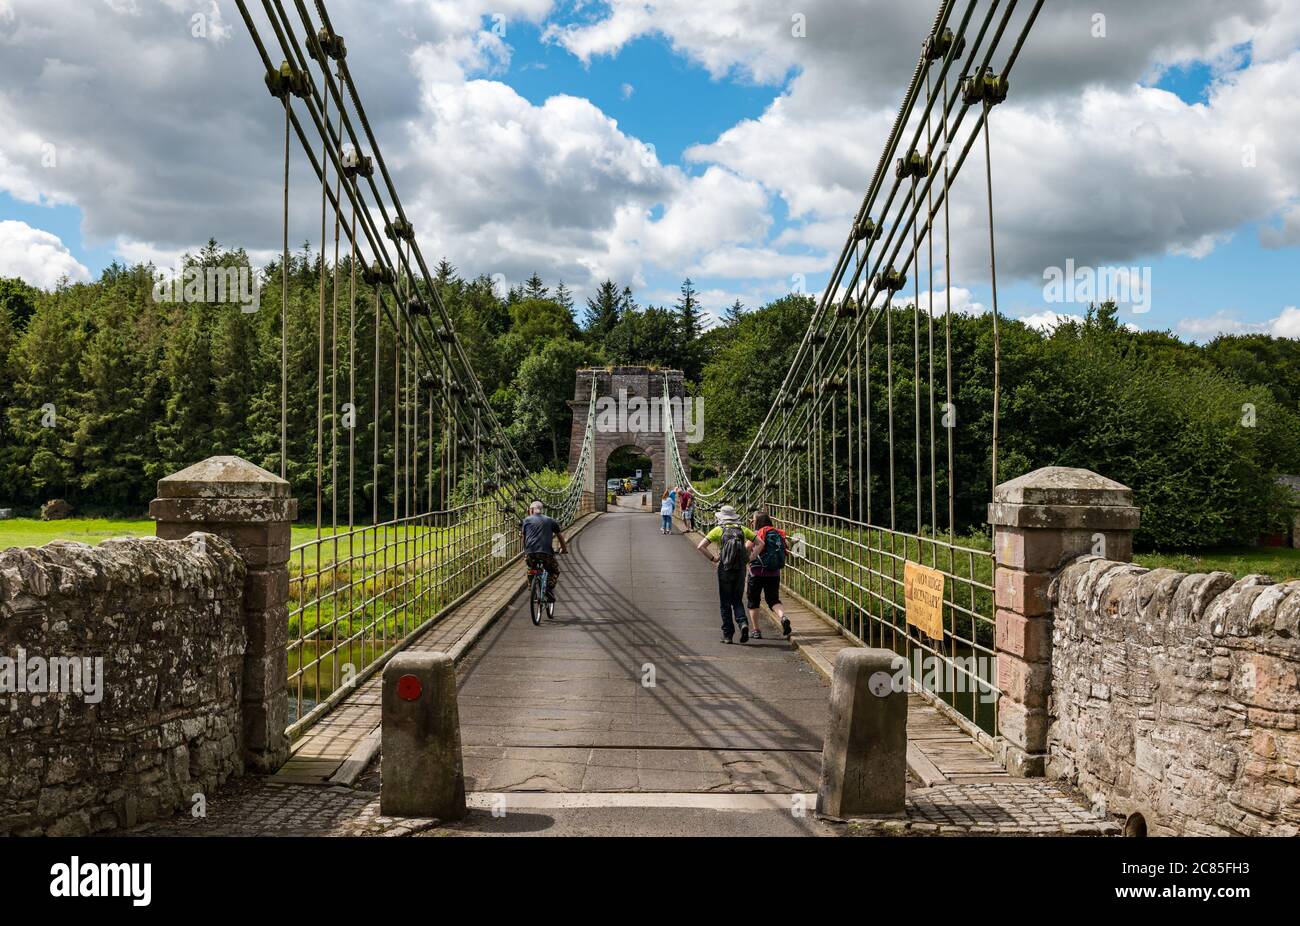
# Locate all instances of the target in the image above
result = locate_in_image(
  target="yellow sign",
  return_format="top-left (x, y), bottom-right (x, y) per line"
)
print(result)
top-left (904, 561), bottom-right (946, 640)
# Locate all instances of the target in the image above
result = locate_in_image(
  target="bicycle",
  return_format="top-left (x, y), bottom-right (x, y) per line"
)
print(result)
top-left (528, 556), bottom-right (559, 625)
top-left (525, 561), bottom-right (551, 626)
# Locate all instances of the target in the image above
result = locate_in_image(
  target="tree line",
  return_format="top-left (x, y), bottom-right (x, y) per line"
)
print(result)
top-left (1, 241), bottom-right (1298, 548)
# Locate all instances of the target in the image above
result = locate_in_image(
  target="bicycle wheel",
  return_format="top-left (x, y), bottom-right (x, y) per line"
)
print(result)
top-left (530, 573), bottom-right (544, 626)
top-left (546, 595), bottom-right (556, 620)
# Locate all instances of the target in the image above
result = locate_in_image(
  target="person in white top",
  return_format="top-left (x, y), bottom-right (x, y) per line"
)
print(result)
top-left (659, 488), bottom-right (676, 534)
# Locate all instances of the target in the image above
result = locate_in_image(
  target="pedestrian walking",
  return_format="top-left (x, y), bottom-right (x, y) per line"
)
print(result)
top-left (679, 486), bottom-right (694, 532)
top-left (660, 488), bottom-right (675, 533)
top-left (695, 504), bottom-right (756, 643)
top-left (745, 510), bottom-right (792, 639)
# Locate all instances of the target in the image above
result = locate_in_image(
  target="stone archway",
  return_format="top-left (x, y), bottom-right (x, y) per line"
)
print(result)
top-left (567, 366), bottom-right (689, 512)
top-left (598, 440), bottom-right (662, 510)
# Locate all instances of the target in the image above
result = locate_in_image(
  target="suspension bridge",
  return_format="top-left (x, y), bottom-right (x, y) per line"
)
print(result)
top-left (11, 0), bottom-right (1156, 838)
top-left (178, 0), bottom-right (1085, 835)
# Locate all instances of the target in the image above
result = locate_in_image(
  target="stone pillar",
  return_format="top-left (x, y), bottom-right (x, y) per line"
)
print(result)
top-left (816, 648), bottom-right (908, 818)
top-left (151, 455), bottom-right (296, 773)
top-left (988, 466), bottom-right (1139, 777)
top-left (381, 651), bottom-right (466, 820)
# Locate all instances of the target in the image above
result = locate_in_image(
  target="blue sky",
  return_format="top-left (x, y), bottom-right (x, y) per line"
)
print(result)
top-left (2, 0), bottom-right (1297, 341)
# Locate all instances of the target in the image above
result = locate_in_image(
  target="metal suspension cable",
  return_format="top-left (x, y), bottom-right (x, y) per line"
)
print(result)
top-left (238, 0), bottom-right (590, 511)
top-left (675, 0), bottom-right (1039, 512)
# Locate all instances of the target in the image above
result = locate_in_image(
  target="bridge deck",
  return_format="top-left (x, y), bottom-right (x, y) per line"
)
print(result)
top-left (277, 505), bottom-right (1008, 792)
top-left (274, 513), bottom-right (603, 784)
top-left (457, 508), bottom-right (827, 792)
top-left (139, 509), bottom-right (1119, 835)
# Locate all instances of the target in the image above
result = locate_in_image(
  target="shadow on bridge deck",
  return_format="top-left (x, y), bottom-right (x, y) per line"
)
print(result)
top-left (455, 507), bottom-right (829, 793)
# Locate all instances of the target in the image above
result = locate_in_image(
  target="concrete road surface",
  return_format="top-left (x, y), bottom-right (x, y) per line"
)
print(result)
top-left (457, 507), bottom-right (830, 796)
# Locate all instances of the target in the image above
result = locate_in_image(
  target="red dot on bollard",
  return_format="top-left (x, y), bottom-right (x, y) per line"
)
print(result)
top-left (396, 674), bottom-right (422, 701)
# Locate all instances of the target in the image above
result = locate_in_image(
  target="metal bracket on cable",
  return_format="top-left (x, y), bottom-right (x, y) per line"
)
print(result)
top-left (407, 296), bottom-right (430, 317)
top-left (853, 215), bottom-right (882, 243)
top-left (342, 148), bottom-right (374, 179)
top-left (923, 26), bottom-right (965, 64)
top-left (873, 267), bottom-right (907, 294)
top-left (837, 296), bottom-right (859, 319)
top-left (962, 67), bottom-right (1009, 106)
top-left (264, 60), bottom-right (309, 100)
top-left (361, 261), bottom-right (392, 286)
top-left (894, 149), bottom-right (932, 180)
top-left (385, 218), bottom-right (415, 242)
top-left (307, 27), bottom-right (347, 64)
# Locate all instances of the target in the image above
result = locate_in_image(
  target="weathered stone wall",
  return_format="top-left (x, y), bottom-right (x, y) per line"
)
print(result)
top-left (1047, 557), bottom-right (1300, 836)
top-left (0, 535), bottom-right (246, 836)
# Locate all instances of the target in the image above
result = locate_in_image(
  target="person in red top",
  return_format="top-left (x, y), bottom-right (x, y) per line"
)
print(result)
top-left (679, 487), bottom-right (694, 531)
top-left (745, 510), bottom-right (792, 639)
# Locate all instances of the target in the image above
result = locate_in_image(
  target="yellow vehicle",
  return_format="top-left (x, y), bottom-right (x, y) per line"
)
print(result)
top-left (622, 478), bottom-right (633, 494)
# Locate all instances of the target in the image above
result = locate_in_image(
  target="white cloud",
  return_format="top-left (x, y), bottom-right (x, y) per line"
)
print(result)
top-left (1, 0), bottom-right (1298, 320)
top-left (1272, 306), bottom-right (1300, 338)
top-left (572, 0), bottom-right (1300, 300)
top-left (907, 286), bottom-right (986, 317)
top-left (1176, 305), bottom-right (1300, 340)
top-left (0, 219), bottom-right (90, 287)
top-left (1018, 310), bottom-right (1085, 332)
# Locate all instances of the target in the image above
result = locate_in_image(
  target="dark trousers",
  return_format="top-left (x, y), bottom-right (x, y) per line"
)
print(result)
top-left (526, 552), bottom-right (559, 600)
top-left (717, 568), bottom-right (748, 638)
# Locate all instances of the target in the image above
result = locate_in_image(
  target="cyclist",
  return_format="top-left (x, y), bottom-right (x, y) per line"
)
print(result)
top-left (522, 500), bottom-right (568, 603)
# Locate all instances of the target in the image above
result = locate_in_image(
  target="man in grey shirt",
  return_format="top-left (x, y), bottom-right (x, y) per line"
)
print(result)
top-left (522, 500), bottom-right (568, 602)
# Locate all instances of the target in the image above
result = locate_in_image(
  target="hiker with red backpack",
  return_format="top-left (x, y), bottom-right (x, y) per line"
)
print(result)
top-left (694, 504), bottom-right (756, 643)
top-left (746, 510), bottom-right (792, 639)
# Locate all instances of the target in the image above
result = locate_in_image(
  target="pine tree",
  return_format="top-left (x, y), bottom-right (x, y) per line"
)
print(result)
top-left (724, 298), bottom-right (746, 327)
top-left (524, 272), bottom-right (548, 301)
top-left (74, 284), bottom-right (155, 507)
top-left (582, 279), bottom-right (623, 340)
top-left (435, 258), bottom-right (457, 285)
top-left (554, 281), bottom-right (574, 313)
top-left (676, 278), bottom-right (703, 339)
top-left (674, 278), bottom-right (704, 379)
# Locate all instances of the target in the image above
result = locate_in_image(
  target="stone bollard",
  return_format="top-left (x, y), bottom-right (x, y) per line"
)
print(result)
top-left (151, 455), bottom-right (296, 774)
top-left (816, 648), bottom-right (907, 818)
top-left (988, 466), bottom-right (1139, 777)
top-left (381, 651), bottom-right (466, 820)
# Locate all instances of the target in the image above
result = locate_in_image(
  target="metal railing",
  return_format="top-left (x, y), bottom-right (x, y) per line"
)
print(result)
top-left (286, 388), bottom-right (598, 737)
top-left (658, 0), bottom-right (1046, 740)
top-left (666, 401), bottom-right (998, 737)
top-left (770, 506), bottom-right (997, 736)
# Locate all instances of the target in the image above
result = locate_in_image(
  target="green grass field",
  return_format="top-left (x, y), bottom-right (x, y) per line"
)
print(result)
top-left (0, 517), bottom-right (421, 555)
top-left (0, 515), bottom-right (516, 711)
top-left (3, 517), bottom-right (1298, 580)
top-left (1133, 546), bottom-right (1300, 580)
